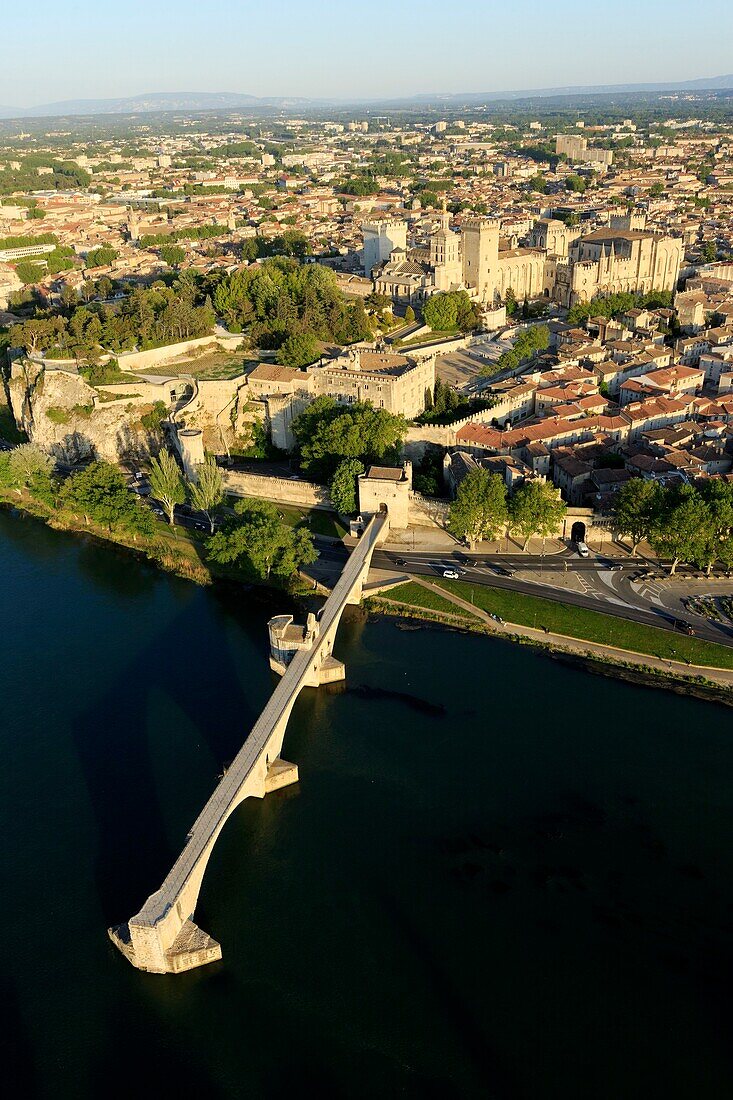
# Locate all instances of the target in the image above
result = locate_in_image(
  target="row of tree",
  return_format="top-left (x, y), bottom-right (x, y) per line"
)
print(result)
top-left (612, 478), bottom-right (733, 574)
top-left (567, 290), bottom-right (673, 327)
top-left (0, 443), bottom-right (315, 585)
top-left (145, 449), bottom-right (316, 580)
top-left (481, 324), bottom-right (550, 377)
top-left (418, 378), bottom-right (493, 427)
top-left (448, 469), bottom-right (567, 550)
top-left (11, 276), bottom-right (215, 361)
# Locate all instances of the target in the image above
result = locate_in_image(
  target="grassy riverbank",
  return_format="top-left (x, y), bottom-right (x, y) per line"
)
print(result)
top-left (0, 488), bottom-right (315, 595)
top-left (376, 579), bottom-right (733, 671)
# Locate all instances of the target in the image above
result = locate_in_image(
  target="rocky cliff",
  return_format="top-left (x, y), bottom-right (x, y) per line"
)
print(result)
top-left (8, 359), bottom-right (163, 464)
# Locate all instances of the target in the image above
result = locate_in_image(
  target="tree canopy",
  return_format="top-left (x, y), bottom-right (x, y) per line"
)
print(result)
top-left (611, 479), bottom-right (661, 551)
top-left (207, 498), bottom-right (316, 582)
top-left (212, 258), bottom-right (372, 349)
top-left (291, 396), bottom-right (406, 481)
top-left (59, 461), bottom-right (154, 535)
top-left (448, 469), bottom-right (508, 548)
top-left (510, 480), bottom-right (567, 550)
top-left (10, 276), bottom-right (215, 361)
top-left (423, 291), bottom-right (481, 334)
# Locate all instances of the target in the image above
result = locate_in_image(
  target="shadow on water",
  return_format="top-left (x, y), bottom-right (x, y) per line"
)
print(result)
top-left (346, 682), bottom-right (447, 717)
top-left (69, 575), bottom-right (280, 923)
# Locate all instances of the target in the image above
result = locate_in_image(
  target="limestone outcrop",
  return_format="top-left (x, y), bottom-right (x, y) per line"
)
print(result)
top-left (8, 359), bottom-right (163, 464)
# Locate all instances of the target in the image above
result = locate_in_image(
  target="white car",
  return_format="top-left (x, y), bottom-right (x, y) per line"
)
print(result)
top-left (576, 541), bottom-right (590, 557)
top-left (442, 569), bottom-right (460, 579)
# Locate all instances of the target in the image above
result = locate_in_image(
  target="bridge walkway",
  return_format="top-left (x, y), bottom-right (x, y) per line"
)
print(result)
top-left (131, 510), bottom-right (387, 932)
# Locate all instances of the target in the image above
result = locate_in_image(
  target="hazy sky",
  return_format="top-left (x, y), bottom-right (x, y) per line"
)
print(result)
top-left (3, 0), bottom-right (732, 106)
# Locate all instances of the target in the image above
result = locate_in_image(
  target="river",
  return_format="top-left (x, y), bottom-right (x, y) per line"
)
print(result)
top-left (1, 507), bottom-right (732, 1099)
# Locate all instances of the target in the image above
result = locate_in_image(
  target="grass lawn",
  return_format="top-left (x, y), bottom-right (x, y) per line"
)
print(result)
top-left (432, 579), bottom-right (733, 670)
top-left (132, 351), bottom-right (253, 380)
top-left (226, 495), bottom-right (348, 539)
top-left (379, 581), bottom-right (478, 621)
top-left (308, 510), bottom-right (349, 539)
top-left (395, 329), bottom-right (458, 348)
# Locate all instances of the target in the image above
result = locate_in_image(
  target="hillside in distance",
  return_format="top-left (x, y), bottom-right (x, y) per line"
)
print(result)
top-left (0, 75), bottom-right (732, 119)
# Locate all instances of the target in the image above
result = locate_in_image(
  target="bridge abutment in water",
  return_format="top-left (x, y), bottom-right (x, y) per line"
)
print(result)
top-left (109, 512), bottom-right (388, 974)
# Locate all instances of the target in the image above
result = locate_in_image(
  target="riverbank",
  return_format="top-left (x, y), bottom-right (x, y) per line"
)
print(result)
top-left (0, 489), bottom-right (314, 598)
top-left (365, 585), bottom-right (733, 703)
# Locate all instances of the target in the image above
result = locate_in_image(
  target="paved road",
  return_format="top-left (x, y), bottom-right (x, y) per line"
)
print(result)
top-left (312, 543), bottom-right (733, 651)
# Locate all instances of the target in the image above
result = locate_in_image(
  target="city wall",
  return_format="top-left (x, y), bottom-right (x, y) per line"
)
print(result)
top-left (223, 470), bottom-right (332, 508)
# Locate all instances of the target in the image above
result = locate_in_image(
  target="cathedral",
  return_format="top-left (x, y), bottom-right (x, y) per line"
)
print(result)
top-left (369, 208), bottom-right (682, 312)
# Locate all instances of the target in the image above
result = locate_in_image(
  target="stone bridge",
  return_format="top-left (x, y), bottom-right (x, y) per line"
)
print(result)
top-left (109, 511), bottom-right (387, 973)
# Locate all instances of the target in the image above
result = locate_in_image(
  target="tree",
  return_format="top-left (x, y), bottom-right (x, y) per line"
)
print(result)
top-left (292, 396), bottom-right (406, 481)
top-left (510, 480), bottom-right (567, 551)
top-left (565, 174), bottom-right (586, 193)
top-left (86, 245), bottom-right (118, 268)
top-left (276, 332), bottom-right (320, 369)
top-left (207, 498), bottom-right (317, 581)
top-left (698, 481), bottom-right (733, 574)
top-left (423, 290), bottom-right (479, 333)
top-left (60, 284), bottom-right (79, 311)
top-left (483, 324), bottom-right (549, 376)
top-left (7, 443), bottom-right (54, 497)
top-left (700, 240), bottom-right (717, 263)
top-left (188, 456), bottom-right (224, 533)
top-left (448, 469), bottom-right (508, 548)
top-left (329, 458), bottom-right (364, 515)
top-left (159, 244), bottom-right (186, 267)
top-left (404, 305), bottom-right (415, 323)
top-left (649, 485), bottom-right (711, 575)
top-left (59, 461), bottom-right (153, 535)
top-left (148, 449), bottom-right (186, 525)
top-left (611, 478), bottom-right (661, 552)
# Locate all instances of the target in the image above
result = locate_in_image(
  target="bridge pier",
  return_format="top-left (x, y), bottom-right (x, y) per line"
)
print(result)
top-left (268, 612), bottom-right (346, 685)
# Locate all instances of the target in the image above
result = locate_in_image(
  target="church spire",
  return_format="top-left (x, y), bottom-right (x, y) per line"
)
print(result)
top-left (439, 196), bottom-right (450, 232)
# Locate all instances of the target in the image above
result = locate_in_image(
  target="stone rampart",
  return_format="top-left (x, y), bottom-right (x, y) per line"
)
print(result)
top-left (223, 469), bottom-right (332, 508)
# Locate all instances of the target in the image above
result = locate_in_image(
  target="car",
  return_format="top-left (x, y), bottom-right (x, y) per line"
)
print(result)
top-left (394, 557), bottom-right (406, 567)
top-left (492, 564), bottom-right (514, 577)
top-left (442, 569), bottom-right (460, 579)
top-left (576, 541), bottom-right (590, 558)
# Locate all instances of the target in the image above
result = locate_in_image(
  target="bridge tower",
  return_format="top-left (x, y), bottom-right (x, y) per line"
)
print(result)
top-left (268, 611), bottom-right (346, 685)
